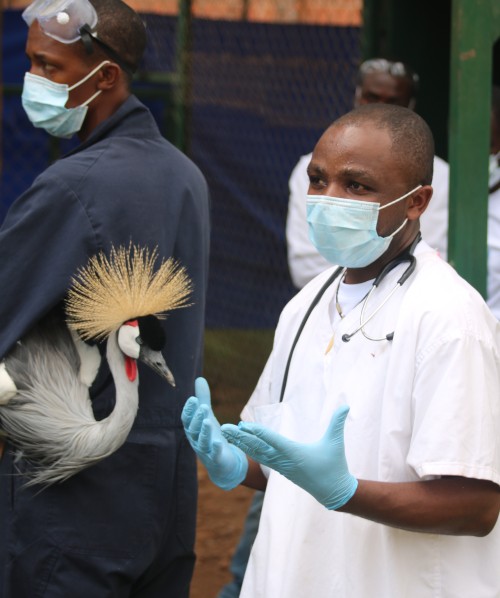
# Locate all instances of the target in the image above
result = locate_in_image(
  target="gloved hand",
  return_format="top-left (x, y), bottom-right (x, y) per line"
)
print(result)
top-left (221, 405), bottom-right (357, 510)
top-left (182, 377), bottom-right (248, 490)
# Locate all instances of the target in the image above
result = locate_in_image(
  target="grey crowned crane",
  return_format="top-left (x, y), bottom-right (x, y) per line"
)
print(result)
top-left (0, 245), bottom-right (192, 487)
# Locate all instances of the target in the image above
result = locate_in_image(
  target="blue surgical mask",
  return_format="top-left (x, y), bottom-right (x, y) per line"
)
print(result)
top-left (21, 60), bottom-right (109, 138)
top-left (306, 185), bottom-right (422, 268)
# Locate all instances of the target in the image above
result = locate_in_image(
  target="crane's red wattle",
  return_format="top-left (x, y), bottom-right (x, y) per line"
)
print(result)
top-left (125, 356), bottom-right (137, 381)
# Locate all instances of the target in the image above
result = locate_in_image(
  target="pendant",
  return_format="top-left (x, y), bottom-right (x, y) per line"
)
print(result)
top-left (325, 334), bottom-right (335, 355)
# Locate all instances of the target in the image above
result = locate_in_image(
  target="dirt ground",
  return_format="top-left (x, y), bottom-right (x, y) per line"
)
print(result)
top-left (190, 464), bottom-right (254, 598)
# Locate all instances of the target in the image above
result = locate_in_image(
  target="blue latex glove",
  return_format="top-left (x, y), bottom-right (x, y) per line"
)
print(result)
top-left (221, 405), bottom-right (357, 510)
top-left (182, 377), bottom-right (248, 491)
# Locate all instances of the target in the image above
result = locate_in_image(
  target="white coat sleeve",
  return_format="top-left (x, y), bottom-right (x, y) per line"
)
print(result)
top-left (407, 310), bottom-right (500, 485)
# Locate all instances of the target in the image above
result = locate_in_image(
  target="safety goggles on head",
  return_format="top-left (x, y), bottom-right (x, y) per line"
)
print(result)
top-left (22, 0), bottom-right (134, 75)
top-left (22, 0), bottom-right (97, 44)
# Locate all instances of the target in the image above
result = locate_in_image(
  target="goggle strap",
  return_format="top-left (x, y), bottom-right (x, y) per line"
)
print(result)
top-left (80, 24), bottom-right (94, 55)
top-left (78, 24), bottom-right (134, 76)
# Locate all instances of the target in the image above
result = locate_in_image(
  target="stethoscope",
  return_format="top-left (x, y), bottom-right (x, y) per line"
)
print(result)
top-left (279, 233), bottom-right (421, 402)
top-left (341, 231), bottom-right (420, 342)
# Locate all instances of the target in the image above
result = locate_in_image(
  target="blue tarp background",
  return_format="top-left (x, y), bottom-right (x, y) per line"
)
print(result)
top-left (1, 11), bottom-right (360, 327)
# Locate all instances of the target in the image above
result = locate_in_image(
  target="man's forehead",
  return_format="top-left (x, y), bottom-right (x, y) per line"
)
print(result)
top-left (311, 122), bottom-right (395, 172)
top-left (319, 121), bottom-right (391, 150)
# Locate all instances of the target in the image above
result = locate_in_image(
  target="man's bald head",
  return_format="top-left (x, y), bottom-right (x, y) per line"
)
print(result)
top-left (330, 104), bottom-right (435, 188)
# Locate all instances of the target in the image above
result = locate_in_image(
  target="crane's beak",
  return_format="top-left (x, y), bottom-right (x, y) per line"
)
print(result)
top-left (139, 346), bottom-right (176, 387)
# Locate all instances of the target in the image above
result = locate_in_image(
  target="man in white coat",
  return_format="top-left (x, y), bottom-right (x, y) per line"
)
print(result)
top-left (183, 104), bottom-right (500, 598)
top-left (218, 59), bottom-right (451, 598)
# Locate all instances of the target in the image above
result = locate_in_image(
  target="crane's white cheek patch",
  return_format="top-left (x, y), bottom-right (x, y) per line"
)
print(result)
top-left (0, 363), bottom-right (17, 404)
top-left (118, 326), bottom-right (141, 359)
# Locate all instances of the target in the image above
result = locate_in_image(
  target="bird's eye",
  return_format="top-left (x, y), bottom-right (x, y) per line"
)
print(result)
top-left (136, 336), bottom-right (144, 345)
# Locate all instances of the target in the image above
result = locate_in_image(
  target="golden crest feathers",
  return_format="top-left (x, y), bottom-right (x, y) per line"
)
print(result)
top-left (65, 245), bottom-right (193, 341)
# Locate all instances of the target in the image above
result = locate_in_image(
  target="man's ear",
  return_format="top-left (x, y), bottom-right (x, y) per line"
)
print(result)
top-left (96, 63), bottom-right (123, 90)
top-left (406, 185), bottom-right (433, 221)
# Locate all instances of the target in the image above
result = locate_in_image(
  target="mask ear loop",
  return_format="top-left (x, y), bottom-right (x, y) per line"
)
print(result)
top-left (67, 60), bottom-right (110, 92)
top-left (65, 60), bottom-right (110, 109)
top-left (378, 185), bottom-right (422, 211)
top-left (79, 89), bottom-right (102, 107)
top-left (375, 184), bottom-right (421, 244)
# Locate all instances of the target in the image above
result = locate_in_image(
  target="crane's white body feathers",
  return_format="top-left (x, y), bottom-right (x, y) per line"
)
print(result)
top-left (0, 316), bottom-right (139, 486)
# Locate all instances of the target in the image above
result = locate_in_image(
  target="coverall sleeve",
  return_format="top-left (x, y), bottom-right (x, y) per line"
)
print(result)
top-left (0, 172), bottom-right (97, 360)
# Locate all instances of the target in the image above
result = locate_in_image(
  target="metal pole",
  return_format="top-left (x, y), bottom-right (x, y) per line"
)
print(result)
top-left (173, 0), bottom-right (192, 153)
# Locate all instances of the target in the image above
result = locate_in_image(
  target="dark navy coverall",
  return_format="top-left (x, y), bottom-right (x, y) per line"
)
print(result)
top-left (0, 95), bottom-right (210, 597)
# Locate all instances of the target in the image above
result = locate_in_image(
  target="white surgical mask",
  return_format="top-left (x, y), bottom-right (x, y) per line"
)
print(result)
top-left (306, 185), bottom-right (421, 268)
top-left (21, 60), bottom-right (109, 138)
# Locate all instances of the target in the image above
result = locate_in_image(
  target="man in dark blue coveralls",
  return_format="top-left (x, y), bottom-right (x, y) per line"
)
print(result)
top-left (0, 0), bottom-right (210, 596)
